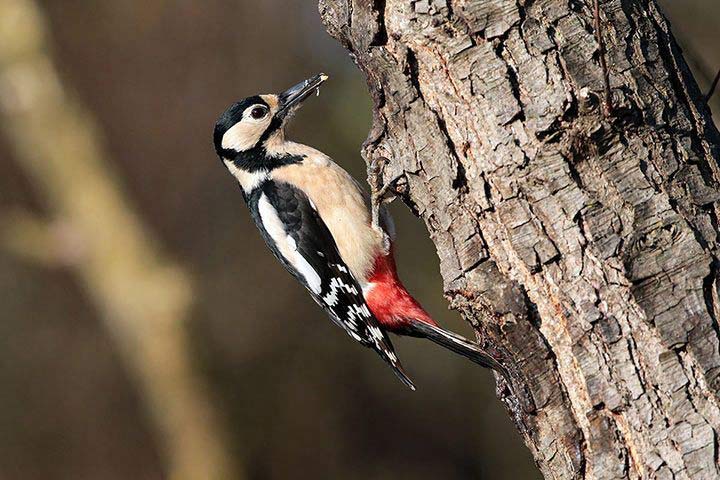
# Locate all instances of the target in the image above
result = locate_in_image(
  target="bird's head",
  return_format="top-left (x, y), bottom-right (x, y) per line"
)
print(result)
top-left (214, 73), bottom-right (328, 163)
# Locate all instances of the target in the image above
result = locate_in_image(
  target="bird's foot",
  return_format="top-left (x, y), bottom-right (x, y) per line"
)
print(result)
top-left (367, 156), bottom-right (404, 232)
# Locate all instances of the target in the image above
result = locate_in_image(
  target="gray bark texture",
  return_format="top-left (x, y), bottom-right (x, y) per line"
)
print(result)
top-left (319, 0), bottom-right (720, 479)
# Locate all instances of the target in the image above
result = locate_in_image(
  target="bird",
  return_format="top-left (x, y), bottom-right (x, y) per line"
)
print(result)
top-left (213, 73), bottom-right (513, 391)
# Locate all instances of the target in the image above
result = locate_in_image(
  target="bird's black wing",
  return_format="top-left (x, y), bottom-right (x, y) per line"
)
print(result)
top-left (248, 180), bottom-right (414, 389)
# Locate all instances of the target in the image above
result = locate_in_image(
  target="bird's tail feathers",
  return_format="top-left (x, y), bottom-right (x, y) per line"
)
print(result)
top-left (406, 320), bottom-right (509, 379)
top-left (371, 336), bottom-right (416, 391)
top-left (387, 357), bottom-right (416, 391)
top-left (407, 319), bottom-right (535, 412)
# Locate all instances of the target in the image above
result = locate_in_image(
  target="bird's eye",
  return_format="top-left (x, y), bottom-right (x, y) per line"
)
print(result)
top-left (250, 106), bottom-right (267, 119)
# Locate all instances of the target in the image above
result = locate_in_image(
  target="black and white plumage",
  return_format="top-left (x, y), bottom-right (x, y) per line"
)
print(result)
top-left (247, 180), bottom-right (413, 389)
top-left (213, 74), bottom-right (527, 403)
top-left (214, 74), bottom-right (415, 389)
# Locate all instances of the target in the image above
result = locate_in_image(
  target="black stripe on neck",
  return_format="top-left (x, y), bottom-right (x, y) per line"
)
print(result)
top-left (225, 145), bottom-right (303, 173)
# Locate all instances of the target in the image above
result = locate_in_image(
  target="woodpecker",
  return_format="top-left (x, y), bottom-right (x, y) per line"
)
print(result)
top-left (214, 73), bottom-right (511, 391)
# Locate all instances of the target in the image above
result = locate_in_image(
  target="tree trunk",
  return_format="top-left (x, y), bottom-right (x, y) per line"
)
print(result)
top-left (319, 0), bottom-right (720, 478)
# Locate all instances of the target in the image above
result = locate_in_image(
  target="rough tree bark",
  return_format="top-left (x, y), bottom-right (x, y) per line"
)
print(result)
top-left (319, 0), bottom-right (720, 478)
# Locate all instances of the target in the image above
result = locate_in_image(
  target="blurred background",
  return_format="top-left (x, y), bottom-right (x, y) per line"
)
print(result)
top-left (0, 1), bottom-right (717, 479)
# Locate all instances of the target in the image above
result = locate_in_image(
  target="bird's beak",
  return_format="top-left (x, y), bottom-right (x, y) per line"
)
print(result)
top-left (277, 73), bottom-right (328, 119)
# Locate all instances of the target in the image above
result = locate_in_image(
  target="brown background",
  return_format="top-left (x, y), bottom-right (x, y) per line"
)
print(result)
top-left (0, 1), bottom-right (717, 478)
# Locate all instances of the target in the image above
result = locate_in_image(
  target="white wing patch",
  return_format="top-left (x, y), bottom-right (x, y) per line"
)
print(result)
top-left (322, 275), bottom-right (359, 307)
top-left (293, 256), bottom-right (322, 295)
top-left (258, 193), bottom-right (322, 294)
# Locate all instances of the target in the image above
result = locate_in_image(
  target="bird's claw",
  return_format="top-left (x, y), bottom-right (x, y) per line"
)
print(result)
top-left (368, 156), bottom-right (403, 231)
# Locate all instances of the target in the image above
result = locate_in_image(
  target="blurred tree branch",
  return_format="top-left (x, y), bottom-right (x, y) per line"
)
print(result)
top-left (0, 0), bottom-right (238, 478)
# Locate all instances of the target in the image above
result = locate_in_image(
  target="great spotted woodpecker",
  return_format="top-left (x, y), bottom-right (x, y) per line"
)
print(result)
top-left (214, 74), bottom-right (510, 390)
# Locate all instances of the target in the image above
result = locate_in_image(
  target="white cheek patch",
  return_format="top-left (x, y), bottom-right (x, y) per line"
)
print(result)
top-left (221, 118), bottom-right (268, 152)
top-left (223, 159), bottom-right (267, 194)
top-left (258, 194), bottom-right (322, 295)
